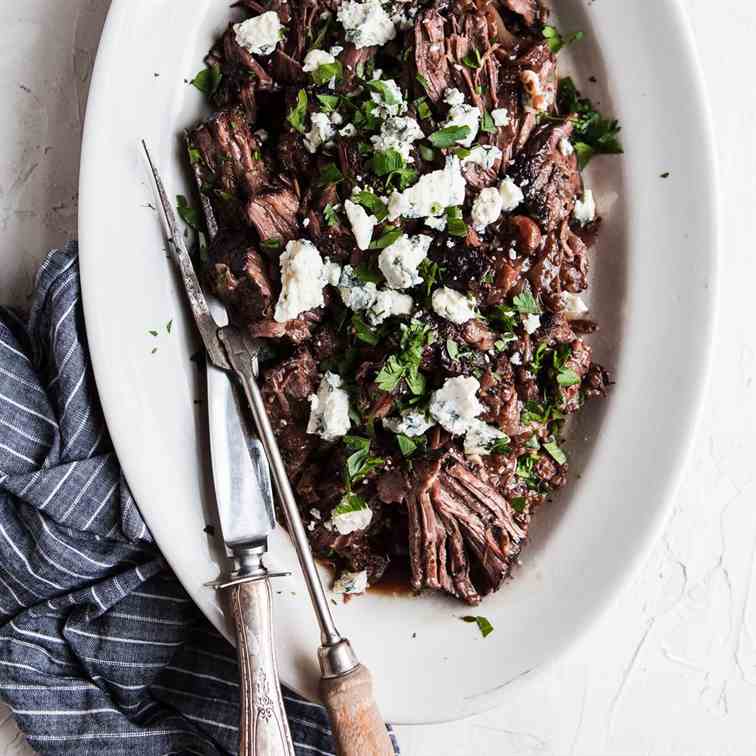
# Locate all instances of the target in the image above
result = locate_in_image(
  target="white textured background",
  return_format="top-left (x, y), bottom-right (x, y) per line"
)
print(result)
top-left (0, 1), bottom-right (752, 754)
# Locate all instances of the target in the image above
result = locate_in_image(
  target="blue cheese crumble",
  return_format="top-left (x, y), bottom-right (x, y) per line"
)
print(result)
top-left (332, 569), bottom-right (369, 595)
top-left (274, 239), bottom-right (326, 322)
top-left (371, 116), bottom-right (424, 161)
top-left (378, 234), bottom-right (432, 289)
top-left (387, 156), bottom-right (466, 221)
top-left (234, 12), bottom-right (282, 56)
top-left (432, 286), bottom-right (477, 324)
top-left (366, 290), bottom-right (413, 325)
top-left (383, 410), bottom-right (435, 437)
top-left (429, 376), bottom-right (484, 435)
top-left (307, 372), bottom-right (351, 441)
top-left (344, 199), bottom-right (377, 250)
top-left (463, 420), bottom-right (508, 457)
top-left (337, 0), bottom-right (396, 48)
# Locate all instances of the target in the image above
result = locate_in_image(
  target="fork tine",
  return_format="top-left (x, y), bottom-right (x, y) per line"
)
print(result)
top-left (141, 140), bottom-right (230, 371)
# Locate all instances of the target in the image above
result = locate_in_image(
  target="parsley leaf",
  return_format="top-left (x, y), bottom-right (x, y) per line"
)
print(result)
top-left (260, 238), bottom-right (283, 252)
top-left (188, 147), bottom-right (202, 165)
top-left (369, 227), bottom-right (403, 250)
top-left (397, 433), bottom-right (424, 457)
top-left (557, 368), bottom-right (581, 387)
top-left (353, 191), bottom-right (388, 221)
top-left (352, 313), bottom-right (381, 345)
top-left (366, 79), bottom-right (401, 105)
top-left (311, 61), bottom-right (343, 86)
top-left (287, 89), bottom-right (309, 134)
top-left (375, 321), bottom-right (431, 395)
top-left (323, 203), bottom-right (339, 226)
top-left (428, 125), bottom-right (471, 148)
top-left (176, 195), bottom-right (201, 231)
top-left (191, 64), bottom-right (222, 96)
top-left (480, 111), bottom-right (496, 133)
top-left (544, 439), bottom-right (567, 465)
top-left (343, 436), bottom-right (384, 485)
top-left (316, 94), bottom-right (340, 112)
top-left (558, 77), bottom-right (623, 168)
top-left (513, 284), bottom-right (541, 315)
top-left (415, 97), bottom-right (432, 120)
top-left (462, 48), bottom-right (483, 70)
top-left (372, 149), bottom-right (405, 177)
top-left (543, 25), bottom-right (584, 54)
top-left (446, 339), bottom-right (459, 360)
top-left (416, 74), bottom-right (430, 93)
top-left (418, 259), bottom-right (443, 296)
top-left (317, 163), bottom-right (344, 186)
top-left (332, 492), bottom-right (370, 516)
top-left (446, 206), bottom-right (468, 237)
top-left (460, 615), bottom-right (494, 638)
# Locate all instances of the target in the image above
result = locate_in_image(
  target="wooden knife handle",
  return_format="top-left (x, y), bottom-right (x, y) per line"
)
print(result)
top-left (320, 664), bottom-right (394, 756)
top-left (230, 578), bottom-right (295, 756)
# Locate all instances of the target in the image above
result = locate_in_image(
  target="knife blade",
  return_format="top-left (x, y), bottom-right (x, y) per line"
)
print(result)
top-left (206, 298), bottom-right (275, 550)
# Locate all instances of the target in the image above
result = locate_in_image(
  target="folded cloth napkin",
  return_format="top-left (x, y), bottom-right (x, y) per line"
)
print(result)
top-left (0, 244), bottom-right (399, 755)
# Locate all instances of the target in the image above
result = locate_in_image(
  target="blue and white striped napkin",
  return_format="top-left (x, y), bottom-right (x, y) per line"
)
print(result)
top-left (0, 243), bottom-right (399, 755)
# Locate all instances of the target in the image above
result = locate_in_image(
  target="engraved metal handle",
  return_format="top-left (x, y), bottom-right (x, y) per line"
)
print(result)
top-left (229, 578), bottom-right (295, 756)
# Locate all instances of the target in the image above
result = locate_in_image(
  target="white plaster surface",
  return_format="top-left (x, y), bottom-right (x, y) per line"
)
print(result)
top-left (0, 0), bottom-right (752, 754)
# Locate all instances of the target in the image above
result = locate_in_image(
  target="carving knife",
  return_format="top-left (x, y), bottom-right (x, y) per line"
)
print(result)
top-left (142, 140), bottom-right (394, 756)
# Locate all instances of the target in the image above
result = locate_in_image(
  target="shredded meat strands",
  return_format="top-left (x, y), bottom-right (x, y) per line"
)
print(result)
top-left (185, 0), bottom-right (615, 604)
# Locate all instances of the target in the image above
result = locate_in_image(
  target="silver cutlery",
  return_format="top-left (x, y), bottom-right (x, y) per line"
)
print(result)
top-left (142, 141), bottom-right (393, 756)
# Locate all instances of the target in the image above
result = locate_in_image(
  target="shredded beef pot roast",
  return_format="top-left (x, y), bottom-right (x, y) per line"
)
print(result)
top-left (184, 0), bottom-right (618, 604)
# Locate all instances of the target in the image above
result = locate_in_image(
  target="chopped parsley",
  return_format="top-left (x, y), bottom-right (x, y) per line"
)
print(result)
top-left (375, 321), bottom-right (431, 395)
top-left (176, 195), bottom-right (201, 231)
top-left (188, 147), bottom-right (202, 165)
top-left (352, 191), bottom-right (388, 221)
top-left (460, 615), bottom-right (494, 638)
top-left (512, 285), bottom-right (541, 315)
top-left (332, 492), bottom-right (370, 517)
top-left (446, 338), bottom-right (459, 360)
top-left (510, 496), bottom-right (528, 513)
top-left (311, 61), bottom-right (343, 86)
top-left (369, 227), bottom-right (403, 250)
top-left (557, 368), bottom-right (581, 387)
top-left (542, 26), bottom-right (584, 54)
top-left (416, 74), bottom-right (431, 93)
top-left (191, 64), bottom-right (222, 96)
top-left (418, 259), bottom-right (443, 296)
top-left (419, 144), bottom-right (436, 162)
top-left (352, 314), bottom-right (381, 345)
top-left (287, 89), bottom-right (309, 134)
top-left (462, 48), bottom-right (483, 70)
top-left (415, 97), bottom-right (432, 120)
top-left (366, 79), bottom-right (402, 105)
top-left (353, 264), bottom-right (383, 284)
top-left (316, 93), bottom-right (340, 112)
top-left (317, 162), bottom-right (344, 186)
top-left (343, 435), bottom-right (384, 485)
top-left (558, 77), bottom-right (623, 169)
top-left (396, 433), bottom-right (426, 457)
top-left (166, 320), bottom-right (173, 334)
top-left (323, 203), bottom-right (339, 226)
top-left (428, 125), bottom-right (471, 148)
top-left (446, 206), bottom-right (468, 237)
top-left (372, 149), bottom-right (405, 177)
top-left (260, 238), bottom-right (283, 252)
top-left (544, 439), bottom-right (567, 466)
top-left (480, 111), bottom-right (496, 134)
